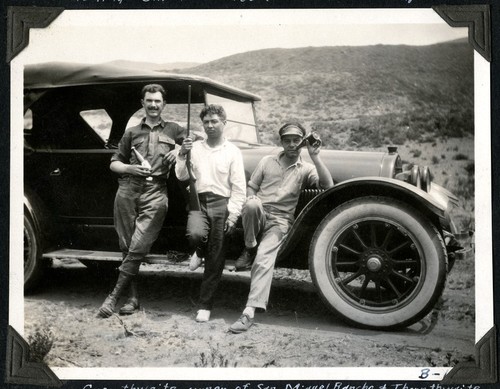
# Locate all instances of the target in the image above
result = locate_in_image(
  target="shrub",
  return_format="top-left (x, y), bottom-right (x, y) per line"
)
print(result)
top-left (411, 149), bottom-right (422, 158)
top-left (451, 175), bottom-right (475, 202)
top-left (432, 156), bottom-right (440, 164)
top-left (348, 124), bottom-right (384, 148)
top-left (195, 344), bottom-right (237, 367)
top-left (453, 153), bottom-right (469, 161)
top-left (464, 162), bottom-right (475, 175)
top-left (28, 327), bottom-right (54, 363)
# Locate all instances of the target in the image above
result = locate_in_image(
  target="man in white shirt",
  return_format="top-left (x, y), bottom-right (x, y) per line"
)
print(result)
top-left (175, 104), bottom-right (246, 322)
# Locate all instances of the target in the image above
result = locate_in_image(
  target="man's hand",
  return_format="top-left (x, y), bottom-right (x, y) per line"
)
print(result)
top-left (163, 149), bottom-right (177, 166)
top-left (306, 138), bottom-right (321, 157)
top-left (180, 137), bottom-right (193, 156)
top-left (128, 164), bottom-right (151, 177)
top-left (224, 219), bottom-right (236, 235)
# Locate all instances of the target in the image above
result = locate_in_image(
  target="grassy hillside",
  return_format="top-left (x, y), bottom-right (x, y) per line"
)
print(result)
top-left (171, 40), bottom-right (473, 143)
top-left (167, 40), bottom-right (475, 220)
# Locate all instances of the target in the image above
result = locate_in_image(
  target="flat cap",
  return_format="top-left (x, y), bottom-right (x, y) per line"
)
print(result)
top-left (279, 122), bottom-right (306, 138)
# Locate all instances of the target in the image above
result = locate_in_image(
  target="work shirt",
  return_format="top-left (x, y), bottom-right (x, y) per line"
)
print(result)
top-left (175, 139), bottom-right (246, 222)
top-left (248, 152), bottom-right (319, 215)
top-left (112, 118), bottom-right (186, 179)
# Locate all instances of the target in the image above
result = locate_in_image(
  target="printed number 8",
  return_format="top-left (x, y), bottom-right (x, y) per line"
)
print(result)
top-left (419, 368), bottom-right (430, 379)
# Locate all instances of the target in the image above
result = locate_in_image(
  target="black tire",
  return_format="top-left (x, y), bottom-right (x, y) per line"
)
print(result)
top-left (309, 196), bottom-right (447, 330)
top-left (24, 214), bottom-right (45, 292)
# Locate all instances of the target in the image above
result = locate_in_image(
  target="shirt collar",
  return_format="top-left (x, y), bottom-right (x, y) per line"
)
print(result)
top-left (277, 151), bottom-right (303, 168)
top-left (140, 117), bottom-right (166, 130)
top-left (201, 138), bottom-right (228, 150)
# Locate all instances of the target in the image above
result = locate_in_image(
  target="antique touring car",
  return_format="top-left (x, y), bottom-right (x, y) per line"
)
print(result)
top-left (23, 62), bottom-right (465, 329)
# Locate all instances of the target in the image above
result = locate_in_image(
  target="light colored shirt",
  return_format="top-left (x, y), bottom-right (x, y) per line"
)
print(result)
top-left (249, 152), bottom-right (319, 215)
top-left (175, 139), bottom-right (246, 221)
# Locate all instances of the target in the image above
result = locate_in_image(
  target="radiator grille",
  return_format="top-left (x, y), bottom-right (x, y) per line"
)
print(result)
top-left (295, 189), bottom-right (324, 215)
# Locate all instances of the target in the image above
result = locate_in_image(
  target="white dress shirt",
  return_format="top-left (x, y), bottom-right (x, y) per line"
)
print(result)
top-left (175, 139), bottom-right (246, 222)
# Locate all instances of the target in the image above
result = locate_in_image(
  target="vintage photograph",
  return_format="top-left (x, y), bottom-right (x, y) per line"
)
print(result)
top-left (7, 6), bottom-right (493, 384)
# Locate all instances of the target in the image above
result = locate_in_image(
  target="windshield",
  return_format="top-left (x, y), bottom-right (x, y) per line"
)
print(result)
top-left (206, 93), bottom-right (258, 143)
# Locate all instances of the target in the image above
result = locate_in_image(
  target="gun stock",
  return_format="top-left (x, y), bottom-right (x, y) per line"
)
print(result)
top-left (186, 85), bottom-right (201, 211)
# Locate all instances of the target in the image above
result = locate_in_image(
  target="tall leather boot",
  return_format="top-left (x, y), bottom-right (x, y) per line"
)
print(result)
top-left (119, 279), bottom-right (140, 315)
top-left (97, 272), bottom-right (133, 318)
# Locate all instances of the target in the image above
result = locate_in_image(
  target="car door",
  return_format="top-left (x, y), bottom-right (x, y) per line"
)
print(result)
top-left (25, 94), bottom-right (118, 223)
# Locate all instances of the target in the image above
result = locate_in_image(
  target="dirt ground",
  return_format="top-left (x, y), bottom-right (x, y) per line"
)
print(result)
top-left (22, 242), bottom-right (476, 371)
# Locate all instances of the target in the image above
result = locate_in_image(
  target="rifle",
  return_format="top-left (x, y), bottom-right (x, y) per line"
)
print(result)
top-left (186, 85), bottom-right (201, 211)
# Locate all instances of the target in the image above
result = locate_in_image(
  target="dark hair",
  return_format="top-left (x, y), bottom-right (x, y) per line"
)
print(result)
top-left (278, 122), bottom-right (307, 137)
top-left (141, 84), bottom-right (167, 100)
top-left (199, 104), bottom-right (227, 121)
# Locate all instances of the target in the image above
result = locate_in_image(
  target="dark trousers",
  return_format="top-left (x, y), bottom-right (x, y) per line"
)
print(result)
top-left (186, 193), bottom-right (228, 310)
top-left (114, 177), bottom-right (168, 276)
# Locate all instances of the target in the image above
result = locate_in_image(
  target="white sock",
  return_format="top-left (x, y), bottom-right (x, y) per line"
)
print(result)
top-left (243, 306), bottom-right (255, 318)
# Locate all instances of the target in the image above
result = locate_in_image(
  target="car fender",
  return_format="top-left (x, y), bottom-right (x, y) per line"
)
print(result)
top-left (276, 176), bottom-right (448, 268)
top-left (24, 189), bottom-right (54, 246)
top-left (24, 193), bottom-right (42, 234)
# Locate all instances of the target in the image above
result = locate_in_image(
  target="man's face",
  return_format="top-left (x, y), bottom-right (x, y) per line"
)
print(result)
top-left (202, 113), bottom-right (225, 142)
top-left (281, 135), bottom-right (303, 158)
top-left (141, 91), bottom-right (165, 121)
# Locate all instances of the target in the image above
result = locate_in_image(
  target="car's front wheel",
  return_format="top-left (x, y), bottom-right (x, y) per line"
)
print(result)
top-left (309, 196), bottom-right (447, 329)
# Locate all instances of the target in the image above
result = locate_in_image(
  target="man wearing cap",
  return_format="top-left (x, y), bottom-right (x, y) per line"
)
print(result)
top-left (229, 122), bottom-right (333, 333)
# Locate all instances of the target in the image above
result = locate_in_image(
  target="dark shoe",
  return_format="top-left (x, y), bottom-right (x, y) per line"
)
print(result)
top-left (97, 272), bottom-right (133, 318)
top-left (97, 295), bottom-right (118, 318)
top-left (119, 297), bottom-right (140, 315)
top-left (119, 279), bottom-right (140, 315)
top-left (235, 247), bottom-right (256, 271)
top-left (229, 313), bottom-right (254, 333)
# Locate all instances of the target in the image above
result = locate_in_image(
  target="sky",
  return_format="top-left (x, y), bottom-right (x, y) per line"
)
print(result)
top-left (20, 8), bottom-right (469, 65)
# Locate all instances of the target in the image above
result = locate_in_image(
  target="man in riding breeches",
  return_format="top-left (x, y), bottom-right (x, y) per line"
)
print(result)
top-left (113, 176), bottom-right (168, 277)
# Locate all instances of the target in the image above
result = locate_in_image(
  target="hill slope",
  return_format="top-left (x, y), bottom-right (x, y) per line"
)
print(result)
top-left (169, 41), bottom-right (475, 213)
top-left (173, 41), bottom-right (474, 148)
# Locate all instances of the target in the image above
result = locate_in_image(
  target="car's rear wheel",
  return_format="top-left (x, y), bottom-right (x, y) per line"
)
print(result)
top-left (24, 214), bottom-right (44, 292)
top-left (309, 196), bottom-right (447, 329)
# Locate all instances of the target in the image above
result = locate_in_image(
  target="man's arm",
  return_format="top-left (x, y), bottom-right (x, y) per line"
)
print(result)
top-left (110, 160), bottom-right (152, 177)
top-left (307, 141), bottom-right (334, 190)
top-left (110, 130), bottom-right (151, 177)
top-left (246, 156), bottom-right (266, 198)
top-left (310, 154), bottom-right (334, 189)
top-left (225, 149), bottom-right (247, 235)
top-left (246, 186), bottom-right (258, 198)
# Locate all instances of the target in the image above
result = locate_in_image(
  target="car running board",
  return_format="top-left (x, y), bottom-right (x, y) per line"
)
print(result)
top-left (42, 249), bottom-right (240, 271)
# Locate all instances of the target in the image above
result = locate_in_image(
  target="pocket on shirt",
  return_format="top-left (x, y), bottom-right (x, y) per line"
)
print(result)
top-left (158, 134), bottom-right (175, 156)
top-left (216, 164), bottom-right (229, 175)
top-left (132, 137), bottom-right (146, 148)
top-left (215, 155), bottom-right (230, 174)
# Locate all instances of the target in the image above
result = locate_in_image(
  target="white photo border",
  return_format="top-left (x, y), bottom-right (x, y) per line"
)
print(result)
top-left (7, 5), bottom-right (495, 386)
